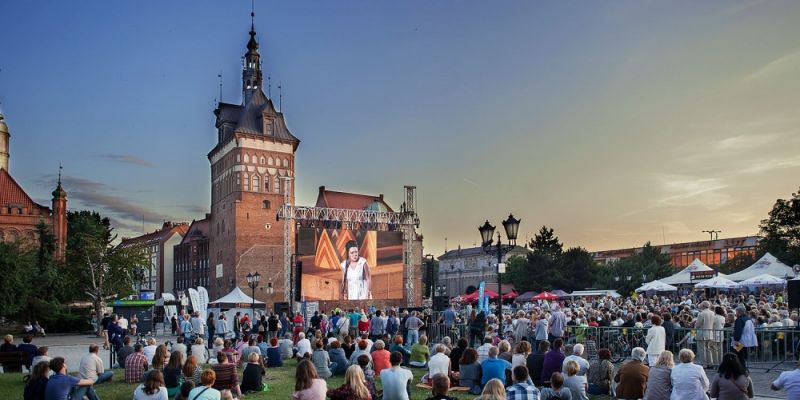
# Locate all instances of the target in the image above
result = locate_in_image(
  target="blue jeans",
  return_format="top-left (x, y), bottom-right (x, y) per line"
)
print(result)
top-left (408, 330), bottom-right (420, 346)
top-left (72, 386), bottom-right (99, 400)
top-left (95, 371), bottom-right (113, 384)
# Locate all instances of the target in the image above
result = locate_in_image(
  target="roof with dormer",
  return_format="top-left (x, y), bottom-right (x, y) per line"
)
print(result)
top-left (314, 186), bottom-right (394, 212)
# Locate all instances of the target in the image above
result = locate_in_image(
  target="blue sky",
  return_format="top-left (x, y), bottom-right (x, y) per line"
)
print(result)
top-left (1, 1), bottom-right (799, 255)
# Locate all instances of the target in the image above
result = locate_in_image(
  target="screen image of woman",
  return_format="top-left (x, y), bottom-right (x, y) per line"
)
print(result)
top-left (340, 240), bottom-right (372, 300)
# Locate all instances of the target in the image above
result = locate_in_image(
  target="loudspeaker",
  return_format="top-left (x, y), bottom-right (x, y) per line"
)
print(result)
top-left (788, 279), bottom-right (800, 309)
top-left (294, 261), bottom-right (303, 302)
top-left (274, 302), bottom-right (289, 316)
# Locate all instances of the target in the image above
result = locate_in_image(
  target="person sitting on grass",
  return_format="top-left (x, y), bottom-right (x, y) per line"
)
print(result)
top-left (311, 339), bottom-right (333, 379)
top-left (409, 335), bottom-right (430, 368)
top-left (219, 339), bottom-right (240, 365)
top-left (116, 337), bottom-right (134, 368)
top-left (266, 336), bottom-right (283, 368)
top-left (327, 364), bottom-right (372, 400)
top-left (475, 378), bottom-right (506, 400)
top-left (426, 373), bottom-right (458, 400)
top-left (191, 337), bottom-right (209, 365)
top-left (279, 333), bottom-right (295, 360)
top-left (241, 352), bottom-right (266, 394)
top-left (541, 372), bottom-right (573, 400)
top-left (211, 352), bottom-right (241, 398)
top-left (328, 340), bottom-right (348, 375)
top-left (44, 357), bottom-right (97, 400)
top-left (506, 365), bottom-right (541, 399)
top-left (125, 344), bottom-right (149, 383)
top-left (162, 351), bottom-right (184, 397)
top-left (172, 381), bottom-right (195, 400)
top-left (380, 351), bottom-right (414, 400)
top-left (372, 339), bottom-right (392, 376)
top-left (133, 370), bottom-right (168, 400)
top-left (480, 346), bottom-right (512, 387)
top-left (458, 348), bottom-right (482, 395)
top-left (293, 359), bottom-right (327, 400)
top-left (31, 346), bottom-right (52, 372)
top-left (390, 335), bottom-right (411, 366)
top-left (357, 354), bottom-right (379, 400)
top-left (187, 369), bottom-right (221, 400)
top-left (23, 361), bottom-right (50, 400)
top-left (349, 339), bottom-right (373, 368)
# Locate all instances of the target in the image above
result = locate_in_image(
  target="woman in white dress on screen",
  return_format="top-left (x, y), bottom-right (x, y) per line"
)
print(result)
top-left (340, 240), bottom-right (372, 300)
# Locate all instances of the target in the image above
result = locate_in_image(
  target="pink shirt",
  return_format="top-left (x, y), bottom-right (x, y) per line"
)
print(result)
top-left (292, 378), bottom-right (327, 400)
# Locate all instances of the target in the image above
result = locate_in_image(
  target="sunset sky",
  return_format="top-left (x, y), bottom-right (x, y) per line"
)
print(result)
top-left (1, 1), bottom-right (799, 256)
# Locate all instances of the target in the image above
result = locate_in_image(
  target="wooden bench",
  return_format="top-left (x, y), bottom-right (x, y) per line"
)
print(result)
top-left (0, 351), bottom-right (24, 373)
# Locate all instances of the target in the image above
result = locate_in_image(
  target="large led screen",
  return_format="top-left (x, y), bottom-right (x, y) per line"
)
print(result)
top-left (298, 228), bottom-right (404, 300)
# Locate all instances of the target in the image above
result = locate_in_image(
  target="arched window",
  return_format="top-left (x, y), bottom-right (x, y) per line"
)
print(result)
top-left (243, 173), bottom-right (250, 191)
top-left (236, 172), bottom-right (241, 187)
top-left (283, 158), bottom-right (289, 167)
top-left (236, 154), bottom-right (241, 163)
top-left (252, 175), bottom-right (260, 192)
top-left (264, 175), bottom-right (270, 191)
top-left (274, 176), bottom-right (280, 193)
top-left (268, 157), bottom-right (273, 166)
top-left (260, 157), bottom-right (265, 164)
top-left (244, 154), bottom-right (250, 163)
top-left (262, 200), bottom-right (271, 209)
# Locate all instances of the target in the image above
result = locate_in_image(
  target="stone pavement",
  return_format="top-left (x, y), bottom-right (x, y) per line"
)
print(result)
top-left (6, 334), bottom-right (796, 399)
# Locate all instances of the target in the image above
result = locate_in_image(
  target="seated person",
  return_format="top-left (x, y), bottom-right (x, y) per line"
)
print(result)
top-left (265, 337), bottom-right (283, 368)
top-left (426, 373), bottom-right (458, 400)
top-left (211, 351), bottom-right (241, 398)
top-left (409, 335), bottom-right (430, 368)
top-left (18, 335), bottom-right (38, 371)
top-left (327, 340), bottom-right (348, 375)
top-left (240, 352), bottom-right (266, 393)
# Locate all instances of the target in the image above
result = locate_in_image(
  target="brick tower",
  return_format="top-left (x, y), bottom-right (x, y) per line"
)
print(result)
top-left (208, 16), bottom-right (299, 304)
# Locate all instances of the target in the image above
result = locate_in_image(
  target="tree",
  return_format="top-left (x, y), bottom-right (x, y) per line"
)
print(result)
top-left (593, 242), bottom-right (672, 295)
top-left (24, 221), bottom-right (61, 321)
top-left (529, 226), bottom-right (563, 258)
top-left (758, 186), bottom-right (800, 266)
top-left (558, 247), bottom-right (597, 292)
top-left (65, 210), bottom-right (148, 336)
top-left (0, 242), bottom-right (34, 317)
top-left (717, 252), bottom-right (757, 275)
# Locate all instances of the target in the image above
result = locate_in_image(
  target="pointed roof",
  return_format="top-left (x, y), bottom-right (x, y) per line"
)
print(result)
top-left (660, 258), bottom-right (714, 285)
top-left (695, 275), bottom-right (740, 289)
top-left (725, 253), bottom-right (795, 281)
top-left (0, 168), bottom-right (50, 212)
top-left (315, 186), bottom-right (394, 211)
top-left (209, 287), bottom-right (264, 305)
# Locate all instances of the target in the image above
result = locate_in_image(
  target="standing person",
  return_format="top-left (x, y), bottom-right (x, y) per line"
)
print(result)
top-left (643, 350), bottom-right (673, 400)
top-left (267, 313), bottom-right (279, 340)
top-left (340, 240), bottom-right (372, 300)
top-left (710, 353), bottom-right (753, 400)
top-left (369, 310), bottom-right (386, 342)
top-left (78, 344), bottom-right (113, 391)
top-left (534, 313), bottom-right (548, 352)
top-left (171, 315), bottom-right (178, 336)
top-left (645, 315), bottom-right (666, 366)
top-left (233, 312), bottom-right (242, 342)
top-left (513, 311), bottom-right (531, 346)
top-left (44, 357), bottom-right (97, 400)
top-left (327, 365), bottom-right (372, 400)
top-left (712, 307), bottom-right (726, 368)
top-left (470, 311), bottom-right (487, 348)
top-left (191, 312), bottom-right (205, 342)
top-left (670, 349), bottom-right (709, 400)
top-left (206, 312), bottom-right (215, 348)
top-left (180, 314), bottom-right (193, 342)
top-left (130, 314), bottom-right (139, 336)
top-left (404, 311), bottom-right (424, 346)
top-left (293, 312), bottom-right (305, 344)
top-left (732, 305), bottom-right (757, 371)
top-left (293, 359), bottom-right (327, 400)
top-left (549, 306), bottom-right (567, 344)
top-left (694, 301), bottom-right (715, 368)
top-left (385, 311), bottom-right (400, 344)
top-left (662, 313), bottom-right (675, 351)
top-left (215, 314), bottom-right (228, 341)
top-left (442, 305), bottom-right (457, 332)
top-left (381, 351), bottom-right (414, 400)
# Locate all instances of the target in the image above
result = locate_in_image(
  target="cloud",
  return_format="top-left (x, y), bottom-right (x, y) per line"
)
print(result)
top-left (743, 49), bottom-right (800, 83)
top-left (98, 154), bottom-right (157, 168)
top-left (461, 177), bottom-right (479, 187)
top-left (715, 132), bottom-right (784, 151)
top-left (174, 204), bottom-right (208, 215)
top-left (737, 155), bottom-right (800, 174)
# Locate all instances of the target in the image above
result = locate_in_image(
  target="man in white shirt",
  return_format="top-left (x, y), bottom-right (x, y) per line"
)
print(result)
top-left (171, 336), bottom-right (188, 362)
top-left (428, 344), bottom-right (450, 378)
top-left (562, 343), bottom-right (590, 376)
top-left (79, 343), bottom-right (113, 384)
top-left (772, 360), bottom-right (800, 399)
top-left (190, 311), bottom-right (205, 338)
top-left (118, 315), bottom-right (128, 332)
top-left (477, 337), bottom-right (493, 363)
top-left (296, 332), bottom-right (312, 358)
top-left (381, 351), bottom-right (413, 400)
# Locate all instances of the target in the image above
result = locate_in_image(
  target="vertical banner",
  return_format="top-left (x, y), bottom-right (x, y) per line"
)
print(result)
top-left (161, 293), bottom-right (177, 320)
top-left (188, 288), bottom-right (201, 315)
top-left (305, 301), bottom-right (319, 323)
top-left (197, 287), bottom-right (210, 321)
top-left (478, 281), bottom-right (485, 313)
top-left (483, 295), bottom-right (489, 314)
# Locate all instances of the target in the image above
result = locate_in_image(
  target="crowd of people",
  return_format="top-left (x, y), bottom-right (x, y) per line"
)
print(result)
top-left (4, 289), bottom-right (800, 399)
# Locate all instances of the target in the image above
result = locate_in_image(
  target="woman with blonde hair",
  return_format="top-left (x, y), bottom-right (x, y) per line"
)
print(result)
top-left (564, 360), bottom-right (589, 400)
top-left (644, 350), bottom-right (673, 400)
top-left (476, 378), bottom-right (506, 400)
top-left (327, 364), bottom-right (371, 400)
top-left (191, 337), bottom-right (209, 364)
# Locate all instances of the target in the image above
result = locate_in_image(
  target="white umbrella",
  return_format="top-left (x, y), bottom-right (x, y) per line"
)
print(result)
top-left (695, 275), bottom-right (740, 289)
top-left (739, 273), bottom-right (786, 286)
top-left (635, 280), bottom-right (677, 292)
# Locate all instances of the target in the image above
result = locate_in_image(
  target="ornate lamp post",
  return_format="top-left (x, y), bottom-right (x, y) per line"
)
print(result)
top-left (246, 272), bottom-right (261, 318)
top-left (478, 214), bottom-right (521, 321)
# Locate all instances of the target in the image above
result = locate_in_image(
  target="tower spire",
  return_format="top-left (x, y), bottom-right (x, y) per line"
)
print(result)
top-left (242, 0), bottom-right (263, 104)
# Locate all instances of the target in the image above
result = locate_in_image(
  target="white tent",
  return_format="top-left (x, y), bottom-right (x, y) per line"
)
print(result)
top-left (739, 273), bottom-right (786, 286)
top-left (209, 287), bottom-right (264, 306)
top-left (695, 275), bottom-right (740, 290)
top-left (636, 280), bottom-right (678, 292)
top-left (660, 258), bottom-right (714, 285)
top-left (725, 253), bottom-right (795, 282)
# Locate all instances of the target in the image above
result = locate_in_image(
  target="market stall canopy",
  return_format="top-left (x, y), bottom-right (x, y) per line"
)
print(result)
top-left (738, 273), bottom-right (786, 286)
top-left (569, 289), bottom-right (622, 298)
top-left (660, 258), bottom-right (714, 285)
top-left (694, 275), bottom-right (740, 289)
top-left (533, 291), bottom-right (559, 300)
top-left (725, 253), bottom-right (795, 282)
top-left (502, 291), bottom-right (518, 300)
top-left (514, 291), bottom-right (539, 303)
top-left (551, 289), bottom-right (570, 298)
top-left (209, 287), bottom-right (264, 306)
top-left (635, 280), bottom-right (678, 292)
top-left (460, 290), bottom-right (499, 302)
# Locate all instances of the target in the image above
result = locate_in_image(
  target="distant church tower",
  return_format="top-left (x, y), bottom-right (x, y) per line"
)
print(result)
top-left (0, 112), bottom-right (9, 171)
top-left (208, 14), bottom-right (300, 303)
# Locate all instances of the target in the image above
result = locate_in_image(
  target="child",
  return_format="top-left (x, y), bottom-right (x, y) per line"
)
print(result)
top-left (426, 373), bottom-right (457, 400)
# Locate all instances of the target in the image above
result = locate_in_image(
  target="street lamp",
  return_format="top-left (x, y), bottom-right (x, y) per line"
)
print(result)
top-left (425, 254), bottom-right (435, 304)
top-left (246, 272), bottom-right (261, 318)
top-left (478, 213), bottom-right (521, 321)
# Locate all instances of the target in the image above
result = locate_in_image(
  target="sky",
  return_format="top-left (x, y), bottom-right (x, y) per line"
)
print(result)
top-left (1, 1), bottom-right (799, 256)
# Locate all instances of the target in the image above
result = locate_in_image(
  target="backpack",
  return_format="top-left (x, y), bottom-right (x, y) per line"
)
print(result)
top-left (386, 317), bottom-right (398, 335)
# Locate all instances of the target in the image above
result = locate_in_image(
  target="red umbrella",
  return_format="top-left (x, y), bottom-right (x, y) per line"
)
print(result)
top-left (533, 291), bottom-right (559, 300)
top-left (460, 290), bottom-right (500, 302)
top-left (502, 291), bottom-right (518, 300)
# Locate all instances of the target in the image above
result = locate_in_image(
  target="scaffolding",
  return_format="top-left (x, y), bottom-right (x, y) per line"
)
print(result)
top-left (277, 186), bottom-right (420, 306)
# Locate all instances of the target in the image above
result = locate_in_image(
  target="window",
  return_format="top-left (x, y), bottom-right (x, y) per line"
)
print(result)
top-left (274, 177), bottom-right (280, 193)
top-left (262, 200), bottom-right (271, 209)
top-left (260, 157), bottom-right (265, 164)
top-left (243, 173), bottom-right (250, 191)
top-left (236, 154), bottom-right (241, 163)
top-left (264, 176), bottom-right (270, 191)
top-left (236, 172), bottom-right (241, 186)
top-left (244, 154), bottom-right (250, 163)
top-left (268, 157), bottom-right (273, 166)
top-left (283, 158), bottom-right (288, 167)
top-left (252, 175), bottom-right (260, 192)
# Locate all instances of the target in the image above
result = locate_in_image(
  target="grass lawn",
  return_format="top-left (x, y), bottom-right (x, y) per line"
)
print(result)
top-left (0, 360), bottom-right (614, 399)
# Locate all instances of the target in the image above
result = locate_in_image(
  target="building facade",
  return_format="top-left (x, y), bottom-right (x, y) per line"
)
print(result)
top-left (437, 245), bottom-right (529, 298)
top-left (591, 236), bottom-right (759, 268)
top-left (208, 20), bottom-right (299, 303)
top-left (173, 217), bottom-right (210, 294)
top-left (120, 222), bottom-right (188, 298)
top-left (0, 112), bottom-right (67, 260)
